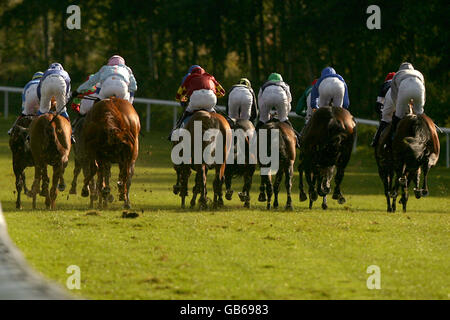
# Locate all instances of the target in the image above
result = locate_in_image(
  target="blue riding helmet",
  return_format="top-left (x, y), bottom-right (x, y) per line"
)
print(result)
top-left (321, 67), bottom-right (336, 77)
top-left (49, 63), bottom-right (64, 70)
top-left (188, 65), bottom-right (201, 73)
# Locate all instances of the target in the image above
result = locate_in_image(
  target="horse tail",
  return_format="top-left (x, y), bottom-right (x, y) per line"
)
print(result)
top-left (403, 116), bottom-right (430, 159)
top-left (104, 102), bottom-right (135, 150)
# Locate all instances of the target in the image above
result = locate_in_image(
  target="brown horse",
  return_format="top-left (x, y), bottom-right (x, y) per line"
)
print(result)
top-left (257, 120), bottom-right (296, 210)
top-left (390, 113), bottom-right (440, 212)
top-left (81, 97), bottom-right (140, 209)
top-left (9, 116), bottom-right (35, 209)
top-left (172, 110), bottom-right (232, 210)
top-left (29, 114), bottom-right (71, 209)
top-left (298, 107), bottom-right (356, 210)
top-left (224, 119), bottom-right (257, 208)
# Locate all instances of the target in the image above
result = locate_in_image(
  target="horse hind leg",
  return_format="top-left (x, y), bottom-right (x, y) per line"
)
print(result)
top-left (263, 174), bottom-right (273, 210)
top-left (70, 159), bottom-right (82, 194)
top-left (190, 171), bottom-right (201, 208)
top-left (285, 163), bottom-right (294, 211)
top-left (258, 173), bottom-right (267, 202)
top-left (298, 166), bottom-right (307, 202)
top-left (332, 166), bottom-right (346, 204)
top-left (273, 168), bottom-right (283, 209)
top-left (198, 165), bottom-right (208, 210)
top-left (13, 165), bottom-right (25, 209)
top-left (321, 196), bottom-right (328, 210)
top-left (49, 164), bottom-right (63, 210)
top-left (225, 170), bottom-right (233, 201)
top-left (239, 166), bottom-right (254, 208)
top-left (213, 167), bottom-right (224, 209)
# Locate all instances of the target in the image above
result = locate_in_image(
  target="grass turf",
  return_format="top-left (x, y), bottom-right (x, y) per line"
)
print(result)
top-left (0, 117), bottom-right (448, 300)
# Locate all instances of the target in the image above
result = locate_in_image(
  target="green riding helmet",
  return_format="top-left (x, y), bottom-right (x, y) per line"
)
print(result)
top-left (239, 78), bottom-right (251, 88)
top-left (268, 73), bottom-right (283, 82)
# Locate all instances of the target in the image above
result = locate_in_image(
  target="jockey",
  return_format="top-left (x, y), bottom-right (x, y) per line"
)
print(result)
top-left (310, 67), bottom-right (349, 111)
top-left (7, 71), bottom-right (43, 135)
top-left (37, 63), bottom-right (71, 120)
top-left (257, 73), bottom-right (301, 148)
top-left (75, 55), bottom-right (137, 104)
top-left (71, 75), bottom-right (99, 116)
top-left (388, 62), bottom-right (425, 140)
top-left (295, 79), bottom-right (318, 123)
top-left (371, 72), bottom-right (396, 147)
top-left (227, 78), bottom-right (258, 123)
top-left (173, 66), bottom-right (225, 127)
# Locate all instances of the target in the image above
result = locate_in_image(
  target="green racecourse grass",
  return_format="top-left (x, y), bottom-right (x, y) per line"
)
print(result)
top-left (0, 117), bottom-right (449, 300)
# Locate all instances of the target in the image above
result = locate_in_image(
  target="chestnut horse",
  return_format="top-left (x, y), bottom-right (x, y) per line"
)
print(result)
top-left (81, 97), bottom-right (140, 209)
top-left (224, 119), bottom-right (257, 208)
top-left (298, 107), bottom-right (356, 210)
top-left (9, 116), bottom-right (35, 209)
top-left (257, 120), bottom-right (296, 210)
top-left (172, 110), bottom-right (232, 210)
top-left (29, 114), bottom-right (71, 209)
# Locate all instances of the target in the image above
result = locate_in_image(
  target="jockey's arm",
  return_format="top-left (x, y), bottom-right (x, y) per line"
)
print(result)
top-left (78, 71), bottom-right (101, 92)
top-left (175, 86), bottom-right (187, 102)
top-left (127, 67), bottom-right (138, 92)
top-left (343, 83), bottom-right (350, 109)
top-left (215, 83), bottom-right (226, 98)
top-left (310, 85), bottom-right (319, 109)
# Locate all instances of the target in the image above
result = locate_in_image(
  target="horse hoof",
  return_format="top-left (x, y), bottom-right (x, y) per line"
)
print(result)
top-left (238, 192), bottom-right (248, 202)
top-left (285, 204), bottom-right (293, 211)
top-left (173, 185), bottom-right (180, 195)
top-left (387, 207), bottom-right (392, 213)
top-left (421, 189), bottom-right (429, 197)
top-left (123, 203), bottom-right (131, 210)
top-left (322, 203), bottom-right (328, 210)
top-left (299, 192), bottom-right (307, 202)
top-left (310, 192), bottom-right (318, 201)
top-left (58, 183), bottom-right (66, 192)
top-left (273, 202), bottom-right (279, 209)
top-left (244, 202), bottom-right (250, 209)
top-left (81, 188), bottom-right (89, 198)
top-left (16, 204), bottom-right (22, 210)
top-left (414, 189), bottom-right (421, 199)
top-left (69, 188), bottom-right (77, 195)
top-left (225, 190), bottom-right (233, 201)
top-left (266, 203), bottom-right (271, 210)
top-left (258, 193), bottom-right (266, 202)
top-left (338, 197), bottom-right (346, 205)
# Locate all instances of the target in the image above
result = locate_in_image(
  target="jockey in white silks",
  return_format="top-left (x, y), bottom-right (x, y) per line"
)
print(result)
top-left (75, 55), bottom-right (137, 104)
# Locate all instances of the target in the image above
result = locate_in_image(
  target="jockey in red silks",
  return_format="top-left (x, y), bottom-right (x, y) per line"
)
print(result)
top-left (171, 66), bottom-right (225, 134)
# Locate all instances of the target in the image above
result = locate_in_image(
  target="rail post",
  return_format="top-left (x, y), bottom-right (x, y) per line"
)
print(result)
top-left (146, 103), bottom-right (151, 132)
top-left (446, 132), bottom-right (449, 168)
top-left (173, 105), bottom-right (177, 128)
top-left (4, 91), bottom-right (8, 119)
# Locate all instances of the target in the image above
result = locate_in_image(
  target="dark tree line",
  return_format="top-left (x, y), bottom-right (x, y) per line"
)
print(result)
top-left (0, 0), bottom-right (448, 126)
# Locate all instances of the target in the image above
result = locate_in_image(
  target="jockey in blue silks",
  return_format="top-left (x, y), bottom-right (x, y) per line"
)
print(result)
top-left (310, 67), bottom-right (349, 113)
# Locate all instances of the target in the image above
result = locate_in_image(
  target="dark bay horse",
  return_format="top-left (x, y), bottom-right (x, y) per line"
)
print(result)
top-left (390, 113), bottom-right (440, 212)
top-left (257, 120), bottom-right (296, 210)
top-left (81, 97), bottom-right (140, 209)
top-left (172, 110), bottom-right (232, 210)
top-left (29, 114), bottom-right (72, 209)
top-left (9, 116), bottom-right (35, 209)
top-left (298, 106), bottom-right (356, 210)
top-left (224, 119), bottom-right (257, 208)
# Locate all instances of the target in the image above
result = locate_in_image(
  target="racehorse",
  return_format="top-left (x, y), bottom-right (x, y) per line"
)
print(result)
top-left (80, 97), bottom-right (140, 209)
top-left (29, 114), bottom-right (71, 209)
top-left (298, 106), bottom-right (356, 210)
top-left (390, 113), bottom-right (439, 212)
top-left (257, 120), bottom-right (296, 210)
top-left (224, 119), bottom-right (257, 208)
top-left (9, 116), bottom-right (35, 209)
top-left (173, 110), bottom-right (232, 210)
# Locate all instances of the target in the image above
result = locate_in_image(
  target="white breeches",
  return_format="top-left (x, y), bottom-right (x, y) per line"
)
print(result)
top-left (394, 77), bottom-right (425, 118)
top-left (318, 77), bottom-right (345, 108)
top-left (79, 93), bottom-right (100, 115)
top-left (186, 89), bottom-right (217, 112)
top-left (381, 89), bottom-right (395, 123)
top-left (259, 85), bottom-right (290, 123)
top-left (39, 74), bottom-right (67, 114)
top-left (228, 87), bottom-right (253, 120)
top-left (22, 83), bottom-right (40, 116)
top-left (99, 76), bottom-right (131, 102)
top-left (305, 92), bottom-right (313, 123)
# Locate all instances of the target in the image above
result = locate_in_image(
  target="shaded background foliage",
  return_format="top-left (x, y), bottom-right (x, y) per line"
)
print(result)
top-left (0, 0), bottom-right (448, 128)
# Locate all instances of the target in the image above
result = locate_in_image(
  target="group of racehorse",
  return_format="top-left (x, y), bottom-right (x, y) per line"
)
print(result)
top-left (9, 97), bottom-right (140, 210)
top-left (9, 98), bottom-right (439, 213)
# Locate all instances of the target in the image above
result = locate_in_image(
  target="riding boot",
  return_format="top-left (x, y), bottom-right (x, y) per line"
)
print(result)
top-left (283, 119), bottom-right (302, 149)
top-left (389, 115), bottom-right (401, 142)
top-left (7, 114), bottom-right (26, 135)
top-left (371, 121), bottom-right (389, 147)
top-left (167, 110), bottom-right (193, 141)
